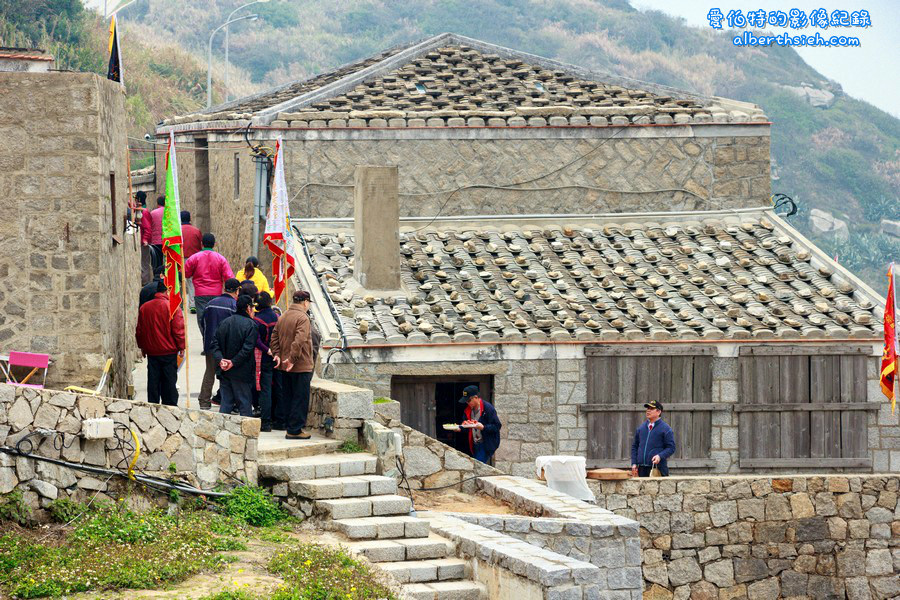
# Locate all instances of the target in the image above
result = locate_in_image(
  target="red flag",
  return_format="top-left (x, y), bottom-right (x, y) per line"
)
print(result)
top-left (263, 138), bottom-right (298, 304)
top-left (881, 264), bottom-right (897, 414)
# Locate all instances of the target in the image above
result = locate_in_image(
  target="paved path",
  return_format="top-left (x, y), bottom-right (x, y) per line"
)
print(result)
top-left (132, 311), bottom-right (207, 408)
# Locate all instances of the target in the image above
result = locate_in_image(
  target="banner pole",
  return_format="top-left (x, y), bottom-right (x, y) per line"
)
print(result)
top-left (181, 264), bottom-right (191, 409)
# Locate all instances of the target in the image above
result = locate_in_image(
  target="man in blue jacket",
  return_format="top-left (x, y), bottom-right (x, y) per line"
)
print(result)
top-left (457, 385), bottom-right (502, 464)
top-left (630, 401), bottom-right (677, 477)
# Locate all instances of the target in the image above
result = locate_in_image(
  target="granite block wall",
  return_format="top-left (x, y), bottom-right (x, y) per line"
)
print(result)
top-left (587, 474), bottom-right (900, 600)
top-left (0, 382), bottom-right (260, 510)
top-left (0, 72), bottom-right (139, 395)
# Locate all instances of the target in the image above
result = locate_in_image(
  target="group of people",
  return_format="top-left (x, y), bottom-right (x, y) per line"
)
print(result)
top-left (134, 196), bottom-right (318, 439)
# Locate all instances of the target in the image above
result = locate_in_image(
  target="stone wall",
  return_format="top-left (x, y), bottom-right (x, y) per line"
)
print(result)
top-left (305, 378), bottom-right (375, 442)
top-left (329, 349), bottom-right (898, 476)
top-left (0, 71), bottom-right (140, 395)
top-left (176, 126), bottom-right (770, 276)
top-left (366, 399), bottom-right (502, 492)
top-left (434, 474), bottom-right (643, 598)
top-left (0, 382), bottom-right (260, 509)
top-left (586, 474), bottom-right (900, 600)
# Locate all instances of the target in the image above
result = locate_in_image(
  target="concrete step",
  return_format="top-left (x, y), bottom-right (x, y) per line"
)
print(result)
top-left (330, 515), bottom-right (430, 539)
top-left (345, 534), bottom-right (454, 563)
top-left (289, 474), bottom-right (397, 500)
top-left (402, 581), bottom-right (486, 600)
top-left (315, 494), bottom-right (411, 520)
top-left (257, 433), bottom-right (342, 462)
top-left (258, 453), bottom-right (377, 482)
top-left (378, 558), bottom-right (468, 584)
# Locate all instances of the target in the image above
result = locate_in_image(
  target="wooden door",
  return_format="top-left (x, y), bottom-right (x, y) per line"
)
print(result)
top-left (391, 379), bottom-right (436, 438)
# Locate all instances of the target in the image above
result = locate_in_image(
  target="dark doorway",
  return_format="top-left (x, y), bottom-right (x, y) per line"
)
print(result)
top-left (391, 375), bottom-right (493, 456)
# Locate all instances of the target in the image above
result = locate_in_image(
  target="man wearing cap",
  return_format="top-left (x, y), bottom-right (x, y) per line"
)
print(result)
top-left (270, 290), bottom-right (314, 440)
top-left (456, 386), bottom-right (502, 464)
top-left (198, 277), bottom-right (241, 409)
top-left (630, 401), bottom-right (676, 477)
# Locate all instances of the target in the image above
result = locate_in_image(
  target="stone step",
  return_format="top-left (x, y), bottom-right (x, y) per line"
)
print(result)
top-left (315, 494), bottom-right (412, 520)
top-left (330, 515), bottom-right (430, 539)
top-left (402, 581), bottom-right (486, 600)
top-left (258, 453), bottom-right (377, 482)
top-left (289, 474), bottom-right (397, 500)
top-left (257, 435), bottom-right (342, 462)
top-left (377, 558), bottom-right (468, 584)
top-left (345, 534), bottom-right (454, 563)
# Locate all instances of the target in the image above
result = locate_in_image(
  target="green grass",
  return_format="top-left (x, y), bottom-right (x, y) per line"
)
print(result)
top-left (337, 440), bottom-right (365, 453)
top-left (373, 397), bottom-right (395, 404)
top-left (0, 502), bottom-right (247, 598)
top-left (198, 544), bottom-right (398, 600)
top-left (219, 486), bottom-right (286, 528)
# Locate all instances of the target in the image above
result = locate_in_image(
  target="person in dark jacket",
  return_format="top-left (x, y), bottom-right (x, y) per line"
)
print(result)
top-left (198, 277), bottom-right (240, 409)
top-left (135, 291), bottom-right (186, 406)
top-left (630, 401), bottom-right (677, 477)
top-left (139, 265), bottom-right (165, 306)
top-left (253, 292), bottom-right (279, 431)
top-left (211, 295), bottom-right (258, 417)
top-left (455, 385), bottom-right (502, 464)
top-left (270, 290), bottom-right (314, 440)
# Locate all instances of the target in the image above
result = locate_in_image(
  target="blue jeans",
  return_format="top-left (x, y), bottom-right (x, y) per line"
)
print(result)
top-left (473, 443), bottom-right (491, 464)
top-left (219, 377), bottom-right (252, 417)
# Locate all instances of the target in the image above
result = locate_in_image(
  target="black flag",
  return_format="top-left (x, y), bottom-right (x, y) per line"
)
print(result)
top-left (107, 16), bottom-right (122, 83)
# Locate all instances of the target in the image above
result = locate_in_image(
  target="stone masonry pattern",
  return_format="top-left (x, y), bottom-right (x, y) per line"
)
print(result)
top-left (0, 72), bottom-right (139, 395)
top-left (281, 134), bottom-right (769, 220)
top-left (586, 474), bottom-right (900, 600)
top-left (0, 383), bottom-right (260, 508)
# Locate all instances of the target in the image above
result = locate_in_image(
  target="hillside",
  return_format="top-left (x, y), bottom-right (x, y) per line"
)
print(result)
top-left (4, 0), bottom-right (898, 289)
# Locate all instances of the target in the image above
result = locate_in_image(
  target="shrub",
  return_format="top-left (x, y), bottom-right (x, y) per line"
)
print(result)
top-left (46, 498), bottom-right (86, 524)
top-left (267, 544), bottom-right (397, 599)
top-left (0, 490), bottom-right (31, 526)
top-left (220, 486), bottom-right (285, 527)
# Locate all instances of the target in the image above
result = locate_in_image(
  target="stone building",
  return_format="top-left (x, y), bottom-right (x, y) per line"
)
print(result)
top-left (154, 32), bottom-right (897, 476)
top-left (0, 47), bottom-right (53, 72)
top-left (294, 193), bottom-right (893, 477)
top-left (0, 71), bottom-right (140, 396)
top-left (154, 32), bottom-right (771, 268)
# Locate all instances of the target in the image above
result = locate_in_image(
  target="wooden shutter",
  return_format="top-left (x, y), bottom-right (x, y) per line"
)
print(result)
top-left (582, 346), bottom-right (718, 468)
top-left (737, 346), bottom-right (877, 469)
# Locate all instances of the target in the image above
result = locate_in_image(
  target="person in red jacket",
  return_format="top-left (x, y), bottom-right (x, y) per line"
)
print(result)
top-left (136, 292), bottom-right (186, 406)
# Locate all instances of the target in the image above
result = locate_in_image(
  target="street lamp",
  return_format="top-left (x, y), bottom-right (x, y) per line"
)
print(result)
top-left (207, 14), bottom-right (258, 109)
top-left (225, 0), bottom-right (270, 103)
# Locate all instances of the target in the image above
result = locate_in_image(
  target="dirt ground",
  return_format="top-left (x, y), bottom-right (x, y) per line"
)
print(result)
top-left (411, 489), bottom-right (515, 514)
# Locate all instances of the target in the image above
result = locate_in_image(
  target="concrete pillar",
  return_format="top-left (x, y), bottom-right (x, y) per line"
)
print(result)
top-left (353, 165), bottom-right (400, 291)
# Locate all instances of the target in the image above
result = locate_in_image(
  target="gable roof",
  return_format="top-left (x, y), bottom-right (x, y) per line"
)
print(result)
top-left (295, 210), bottom-right (882, 347)
top-left (163, 33), bottom-right (764, 128)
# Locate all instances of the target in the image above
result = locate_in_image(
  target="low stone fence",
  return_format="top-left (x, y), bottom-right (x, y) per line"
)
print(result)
top-left (586, 474), bottom-right (900, 600)
top-left (424, 512), bottom-right (620, 600)
top-left (0, 382), bottom-right (259, 509)
top-left (367, 399), bottom-right (502, 492)
top-left (305, 378), bottom-right (375, 442)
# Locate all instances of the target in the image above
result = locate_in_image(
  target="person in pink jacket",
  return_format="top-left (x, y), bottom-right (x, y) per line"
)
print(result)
top-left (185, 233), bottom-right (234, 333)
top-left (149, 195), bottom-right (165, 247)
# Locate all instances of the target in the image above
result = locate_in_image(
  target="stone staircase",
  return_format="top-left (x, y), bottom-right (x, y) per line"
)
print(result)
top-left (258, 441), bottom-right (485, 599)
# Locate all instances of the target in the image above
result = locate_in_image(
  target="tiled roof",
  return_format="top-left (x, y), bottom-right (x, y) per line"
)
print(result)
top-left (162, 34), bottom-right (765, 128)
top-left (299, 212), bottom-right (881, 346)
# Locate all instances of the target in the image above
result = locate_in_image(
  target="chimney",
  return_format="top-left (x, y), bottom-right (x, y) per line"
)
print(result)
top-left (353, 165), bottom-right (400, 291)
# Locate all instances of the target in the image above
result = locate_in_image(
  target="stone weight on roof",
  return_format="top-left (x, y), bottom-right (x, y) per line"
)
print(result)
top-left (302, 214), bottom-right (880, 346)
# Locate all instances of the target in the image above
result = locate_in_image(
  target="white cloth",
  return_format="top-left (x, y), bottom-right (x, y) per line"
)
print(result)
top-left (535, 455), bottom-right (595, 502)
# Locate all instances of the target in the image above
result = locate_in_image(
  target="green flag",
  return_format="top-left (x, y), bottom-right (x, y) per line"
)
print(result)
top-left (162, 131), bottom-right (184, 319)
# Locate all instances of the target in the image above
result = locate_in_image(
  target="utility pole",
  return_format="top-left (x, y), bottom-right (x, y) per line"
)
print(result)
top-left (207, 14), bottom-right (258, 109)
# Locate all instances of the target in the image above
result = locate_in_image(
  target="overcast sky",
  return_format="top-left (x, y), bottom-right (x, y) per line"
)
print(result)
top-left (632, 0), bottom-right (899, 117)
